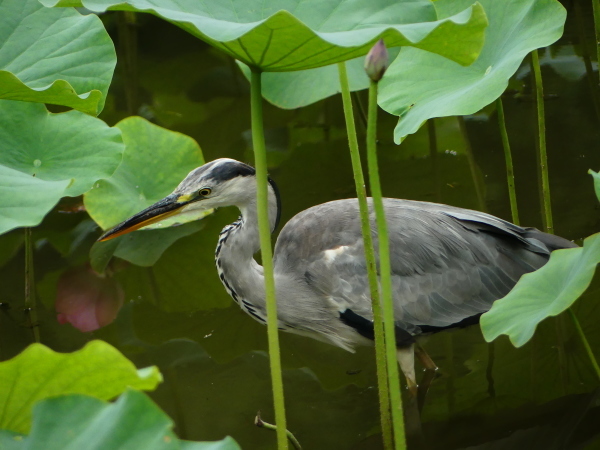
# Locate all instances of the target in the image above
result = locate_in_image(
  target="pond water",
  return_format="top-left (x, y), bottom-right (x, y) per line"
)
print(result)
top-left (1, 5), bottom-right (600, 450)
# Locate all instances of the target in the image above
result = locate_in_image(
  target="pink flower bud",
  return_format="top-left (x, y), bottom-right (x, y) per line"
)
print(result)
top-left (364, 39), bottom-right (389, 82)
top-left (56, 266), bottom-right (124, 332)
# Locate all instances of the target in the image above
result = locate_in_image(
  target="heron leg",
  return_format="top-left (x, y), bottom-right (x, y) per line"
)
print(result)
top-left (414, 345), bottom-right (438, 411)
top-left (396, 344), bottom-right (417, 396)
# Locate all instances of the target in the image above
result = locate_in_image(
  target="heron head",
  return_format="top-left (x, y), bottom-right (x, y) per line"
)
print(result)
top-left (98, 158), bottom-right (276, 242)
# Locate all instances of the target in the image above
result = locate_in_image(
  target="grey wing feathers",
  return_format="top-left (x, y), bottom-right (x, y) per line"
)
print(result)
top-left (273, 198), bottom-right (574, 334)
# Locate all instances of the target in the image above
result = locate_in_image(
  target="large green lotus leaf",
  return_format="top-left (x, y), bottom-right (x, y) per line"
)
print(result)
top-left (0, 390), bottom-right (240, 450)
top-left (85, 116), bottom-right (210, 267)
top-left (0, 340), bottom-right (162, 434)
top-left (0, 0), bottom-right (116, 115)
top-left (0, 165), bottom-right (70, 235)
top-left (480, 233), bottom-right (600, 348)
top-left (378, 0), bottom-right (566, 142)
top-left (0, 101), bottom-right (123, 234)
top-left (41, 0), bottom-right (487, 71)
top-left (84, 116), bottom-right (207, 229)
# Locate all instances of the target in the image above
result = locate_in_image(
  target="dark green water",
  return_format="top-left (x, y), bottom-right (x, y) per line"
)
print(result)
top-left (1, 5), bottom-right (600, 449)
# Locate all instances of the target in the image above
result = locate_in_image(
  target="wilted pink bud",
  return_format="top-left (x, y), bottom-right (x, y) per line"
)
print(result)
top-left (56, 266), bottom-right (124, 332)
top-left (364, 39), bottom-right (389, 82)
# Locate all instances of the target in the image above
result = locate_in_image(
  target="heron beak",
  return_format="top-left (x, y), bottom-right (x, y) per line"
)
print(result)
top-left (98, 193), bottom-right (187, 242)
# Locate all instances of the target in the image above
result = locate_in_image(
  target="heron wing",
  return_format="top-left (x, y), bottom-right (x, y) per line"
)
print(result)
top-left (274, 198), bottom-right (570, 334)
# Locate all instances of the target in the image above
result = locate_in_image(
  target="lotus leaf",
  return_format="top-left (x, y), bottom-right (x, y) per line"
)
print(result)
top-left (378, 0), bottom-right (566, 142)
top-left (85, 116), bottom-right (210, 267)
top-left (41, 0), bottom-right (487, 71)
top-left (0, 0), bottom-right (116, 115)
top-left (0, 390), bottom-right (240, 450)
top-left (480, 233), bottom-right (600, 347)
top-left (0, 340), bottom-right (162, 433)
top-left (0, 100), bottom-right (123, 235)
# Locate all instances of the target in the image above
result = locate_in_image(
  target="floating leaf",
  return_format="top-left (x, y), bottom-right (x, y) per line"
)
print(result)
top-left (0, 390), bottom-right (240, 450)
top-left (0, 101), bottom-right (123, 235)
top-left (85, 116), bottom-right (209, 267)
top-left (0, 0), bottom-right (116, 115)
top-left (480, 233), bottom-right (600, 347)
top-left (589, 169), bottom-right (600, 203)
top-left (41, 0), bottom-right (488, 71)
top-left (0, 340), bottom-right (162, 433)
top-left (378, 0), bottom-right (566, 142)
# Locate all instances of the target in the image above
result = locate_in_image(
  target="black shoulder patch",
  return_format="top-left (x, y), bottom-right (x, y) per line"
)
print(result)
top-left (209, 161), bottom-right (256, 182)
top-left (419, 313), bottom-right (482, 334)
top-left (340, 309), bottom-right (415, 348)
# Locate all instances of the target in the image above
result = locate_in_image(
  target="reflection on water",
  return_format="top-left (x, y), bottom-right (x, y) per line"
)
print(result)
top-left (1, 6), bottom-right (600, 450)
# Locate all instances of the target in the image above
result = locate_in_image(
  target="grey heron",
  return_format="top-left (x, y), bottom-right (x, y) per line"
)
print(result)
top-left (99, 158), bottom-right (576, 390)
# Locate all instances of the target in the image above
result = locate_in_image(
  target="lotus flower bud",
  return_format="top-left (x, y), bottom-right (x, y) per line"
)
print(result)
top-left (364, 39), bottom-right (389, 82)
top-left (56, 266), bottom-right (124, 332)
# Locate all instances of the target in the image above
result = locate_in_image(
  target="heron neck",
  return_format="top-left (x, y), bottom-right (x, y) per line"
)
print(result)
top-left (214, 191), bottom-right (279, 319)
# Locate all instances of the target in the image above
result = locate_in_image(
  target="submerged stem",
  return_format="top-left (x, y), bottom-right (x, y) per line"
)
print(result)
top-left (337, 62), bottom-right (393, 450)
top-left (458, 117), bottom-right (487, 212)
top-left (250, 67), bottom-right (288, 450)
top-left (593, 0), bottom-right (600, 87)
top-left (367, 80), bottom-right (406, 449)
top-left (574, 1), bottom-right (600, 124)
top-left (255, 412), bottom-right (302, 450)
top-left (530, 50), bottom-right (553, 234)
top-left (496, 98), bottom-right (520, 225)
top-left (568, 309), bottom-right (600, 381)
top-left (24, 228), bottom-right (40, 342)
top-left (427, 119), bottom-right (441, 203)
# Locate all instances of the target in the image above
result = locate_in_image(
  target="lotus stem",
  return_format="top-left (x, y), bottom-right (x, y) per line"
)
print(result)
top-left (24, 228), bottom-right (40, 342)
top-left (427, 119), bottom-right (441, 202)
top-left (367, 78), bottom-right (406, 449)
top-left (574, 1), bottom-right (600, 123)
top-left (250, 67), bottom-right (288, 450)
top-left (116, 11), bottom-right (139, 116)
top-left (568, 309), bottom-right (600, 381)
top-left (255, 411), bottom-right (302, 450)
top-left (593, 0), bottom-right (600, 87)
top-left (530, 50), bottom-right (553, 234)
top-left (458, 117), bottom-right (487, 212)
top-left (337, 62), bottom-right (393, 450)
top-left (496, 98), bottom-right (520, 225)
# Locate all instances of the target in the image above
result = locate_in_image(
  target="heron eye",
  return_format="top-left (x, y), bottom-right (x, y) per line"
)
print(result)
top-left (199, 188), bottom-right (212, 197)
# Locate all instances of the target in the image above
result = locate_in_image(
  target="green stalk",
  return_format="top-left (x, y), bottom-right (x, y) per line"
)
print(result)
top-left (458, 117), bottom-right (487, 212)
top-left (496, 98), bottom-right (520, 225)
top-left (367, 80), bottom-right (406, 449)
top-left (117, 11), bottom-right (139, 116)
top-left (428, 119), bottom-right (441, 203)
top-left (530, 50), bottom-right (553, 234)
top-left (255, 412), bottom-right (302, 450)
top-left (593, 0), bottom-right (600, 86)
top-left (568, 309), bottom-right (600, 381)
top-left (574, 1), bottom-right (600, 123)
top-left (24, 228), bottom-right (40, 342)
top-left (337, 62), bottom-right (393, 450)
top-left (250, 67), bottom-right (288, 450)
